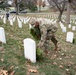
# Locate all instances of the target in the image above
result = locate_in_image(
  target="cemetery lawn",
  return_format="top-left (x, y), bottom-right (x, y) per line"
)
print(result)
top-left (0, 14), bottom-right (76, 75)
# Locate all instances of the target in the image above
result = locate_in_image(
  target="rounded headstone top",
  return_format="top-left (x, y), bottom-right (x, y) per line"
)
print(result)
top-left (24, 38), bottom-right (35, 43)
top-left (0, 27), bottom-right (4, 29)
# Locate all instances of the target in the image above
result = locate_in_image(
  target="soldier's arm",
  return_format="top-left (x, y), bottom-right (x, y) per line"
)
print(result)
top-left (51, 24), bottom-right (58, 33)
top-left (38, 25), bottom-right (47, 47)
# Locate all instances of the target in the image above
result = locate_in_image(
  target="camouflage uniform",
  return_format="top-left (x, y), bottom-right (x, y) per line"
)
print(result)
top-left (30, 19), bottom-right (58, 52)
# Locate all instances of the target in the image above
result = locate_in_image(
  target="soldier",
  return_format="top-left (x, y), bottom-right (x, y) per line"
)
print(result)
top-left (6, 12), bottom-right (9, 20)
top-left (30, 19), bottom-right (58, 53)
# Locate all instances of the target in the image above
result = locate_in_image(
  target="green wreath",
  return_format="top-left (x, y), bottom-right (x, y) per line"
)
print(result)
top-left (30, 27), bottom-right (41, 40)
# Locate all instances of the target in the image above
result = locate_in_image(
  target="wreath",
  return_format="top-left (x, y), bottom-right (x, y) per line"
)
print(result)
top-left (30, 27), bottom-right (41, 40)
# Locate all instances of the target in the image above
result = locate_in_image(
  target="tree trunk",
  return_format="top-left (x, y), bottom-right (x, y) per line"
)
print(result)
top-left (15, 6), bottom-right (18, 15)
top-left (66, 2), bottom-right (70, 24)
top-left (15, 0), bottom-right (19, 15)
top-left (58, 11), bottom-right (63, 22)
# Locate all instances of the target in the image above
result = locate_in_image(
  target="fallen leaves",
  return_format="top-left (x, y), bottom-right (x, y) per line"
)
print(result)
top-left (0, 70), bottom-right (15, 75)
top-left (0, 47), bottom-right (4, 51)
top-left (74, 66), bottom-right (76, 71)
top-left (26, 63), bottom-right (39, 74)
top-left (28, 69), bottom-right (38, 73)
top-left (0, 58), bottom-right (4, 62)
top-left (10, 71), bottom-right (15, 75)
top-left (51, 54), bottom-right (57, 59)
top-left (0, 70), bottom-right (8, 75)
top-left (59, 65), bottom-right (64, 69)
top-left (53, 62), bottom-right (58, 65)
top-left (66, 69), bottom-right (69, 72)
top-left (0, 66), bottom-right (15, 75)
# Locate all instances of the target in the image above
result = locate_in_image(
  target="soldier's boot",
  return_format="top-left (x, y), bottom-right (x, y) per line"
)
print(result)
top-left (51, 36), bottom-right (58, 51)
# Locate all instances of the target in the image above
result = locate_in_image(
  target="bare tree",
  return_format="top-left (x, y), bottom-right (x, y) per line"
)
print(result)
top-left (13, 0), bottom-right (21, 15)
top-left (48, 0), bottom-right (66, 22)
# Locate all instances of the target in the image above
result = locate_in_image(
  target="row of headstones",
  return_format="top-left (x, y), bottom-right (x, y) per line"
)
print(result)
top-left (0, 14), bottom-right (76, 33)
top-left (59, 21), bottom-right (75, 43)
top-left (0, 15), bottom-right (30, 28)
top-left (70, 17), bottom-right (76, 24)
top-left (0, 14), bottom-right (76, 21)
top-left (37, 14), bottom-right (58, 19)
top-left (8, 15), bottom-right (57, 28)
top-left (16, 15), bottom-right (76, 27)
top-left (59, 21), bottom-right (76, 32)
top-left (1, 14), bottom-right (76, 28)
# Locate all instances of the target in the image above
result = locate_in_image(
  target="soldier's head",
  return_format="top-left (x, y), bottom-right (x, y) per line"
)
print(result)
top-left (30, 19), bottom-right (40, 28)
top-left (35, 21), bottom-right (39, 27)
top-left (30, 19), bottom-right (36, 26)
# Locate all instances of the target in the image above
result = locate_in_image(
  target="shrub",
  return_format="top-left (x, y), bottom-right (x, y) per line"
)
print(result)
top-left (36, 48), bottom-right (44, 60)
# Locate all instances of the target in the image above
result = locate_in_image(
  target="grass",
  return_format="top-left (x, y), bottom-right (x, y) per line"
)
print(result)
top-left (0, 14), bottom-right (76, 75)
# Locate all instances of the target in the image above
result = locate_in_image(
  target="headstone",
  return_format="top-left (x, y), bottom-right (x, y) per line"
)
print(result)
top-left (29, 24), bottom-right (32, 29)
top-left (3, 17), bottom-right (6, 24)
top-left (68, 24), bottom-right (71, 28)
top-left (24, 18), bottom-right (27, 24)
top-left (62, 27), bottom-right (66, 32)
top-left (13, 16), bottom-right (16, 22)
top-left (66, 32), bottom-right (74, 43)
top-left (9, 19), bottom-right (13, 25)
top-left (1, 15), bottom-right (3, 19)
top-left (18, 19), bottom-right (22, 28)
top-left (23, 38), bottom-right (36, 63)
top-left (75, 22), bottom-right (76, 25)
top-left (72, 26), bottom-right (76, 31)
top-left (0, 27), bottom-right (6, 43)
top-left (24, 18), bottom-right (30, 24)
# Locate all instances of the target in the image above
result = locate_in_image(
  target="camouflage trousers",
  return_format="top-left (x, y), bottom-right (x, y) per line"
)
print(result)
top-left (37, 31), bottom-right (58, 52)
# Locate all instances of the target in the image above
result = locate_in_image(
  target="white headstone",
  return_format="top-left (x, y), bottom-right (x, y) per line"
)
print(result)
top-left (23, 38), bottom-right (36, 63)
top-left (18, 19), bottom-right (22, 28)
top-left (29, 24), bottom-right (32, 29)
top-left (1, 15), bottom-right (3, 19)
top-left (66, 32), bottom-right (74, 43)
top-left (24, 18), bottom-right (27, 24)
top-left (10, 19), bottom-right (13, 25)
top-left (68, 24), bottom-right (71, 28)
top-left (13, 16), bottom-right (16, 22)
top-left (3, 17), bottom-right (6, 24)
top-left (75, 22), bottom-right (76, 25)
top-left (72, 26), bottom-right (76, 31)
top-left (0, 27), bottom-right (6, 43)
top-left (62, 27), bottom-right (66, 32)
